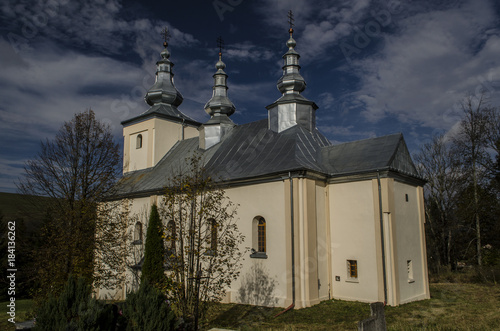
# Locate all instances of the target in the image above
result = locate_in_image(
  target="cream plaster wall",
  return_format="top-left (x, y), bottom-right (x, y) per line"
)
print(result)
top-left (123, 118), bottom-right (199, 173)
top-left (315, 181), bottom-right (330, 302)
top-left (128, 130), bottom-right (148, 171)
top-left (329, 180), bottom-right (380, 303)
top-left (223, 181), bottom-right (289, 307)
top-left (97, 196), bottom-right (158, 301)
top-left (97, 176), bottom-right (429, 308)
top-left (393, 181), bottom-right (429, 304)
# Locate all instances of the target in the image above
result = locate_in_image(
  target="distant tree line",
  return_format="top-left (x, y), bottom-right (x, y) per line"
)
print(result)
top-left (5, 109), bottom-right (126, 301)
top-left (415, 92), bottom-right (500, 275)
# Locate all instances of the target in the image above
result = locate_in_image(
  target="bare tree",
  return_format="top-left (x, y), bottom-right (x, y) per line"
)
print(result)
top-left (18, 109), bottom-right (122, 296)
top-left (161, 154), bottom-right (244, 329)
top-left (452, 93), bottom-right (492, 266)
top-left (415, 135), bottom-right (463, 270)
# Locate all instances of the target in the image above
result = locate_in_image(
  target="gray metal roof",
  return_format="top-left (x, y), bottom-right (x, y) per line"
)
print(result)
top-left (121, 103), bottom-right (201, 127)
top-left (320, 133), bottom-right (419, 177)
top-left (113, 120), bottom-right (421, 197)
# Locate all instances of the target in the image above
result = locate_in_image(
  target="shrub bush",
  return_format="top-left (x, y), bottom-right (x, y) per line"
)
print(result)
top-left (35, 275), bottom-right (116, 330)
top-left (123, 281), bottom-right (178, 331)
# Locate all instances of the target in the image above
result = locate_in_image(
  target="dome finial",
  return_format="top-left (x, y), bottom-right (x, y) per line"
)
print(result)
top-left (144, 26), bottom-right (183, 107)
top-left (204, 36), bottom-right (235, 117)
top-left (161, 26), bottom-right (171, 48)
top-left (287, 10), bottom-right (294, 36)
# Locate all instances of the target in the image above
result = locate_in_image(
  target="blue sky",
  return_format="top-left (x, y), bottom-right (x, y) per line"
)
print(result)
top-left (1, 0), bottom-right (500, 193)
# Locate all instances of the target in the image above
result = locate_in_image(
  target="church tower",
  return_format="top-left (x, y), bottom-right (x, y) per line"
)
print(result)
top-left (199, 38), bottom-right (236, 149)
top-left (267, 14), bottom-right (318, 133)
top-left (122, 29), bottom-right (201, 173)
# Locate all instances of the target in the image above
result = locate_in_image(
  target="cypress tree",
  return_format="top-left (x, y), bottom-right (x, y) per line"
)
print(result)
top-left (141, 204), bottom-right (166, 288)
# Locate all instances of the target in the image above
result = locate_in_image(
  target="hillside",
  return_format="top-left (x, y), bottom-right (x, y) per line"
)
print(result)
top-left (0, 192), bottom-right (51, 231)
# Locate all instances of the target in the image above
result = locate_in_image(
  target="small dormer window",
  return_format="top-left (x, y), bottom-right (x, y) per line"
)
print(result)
top-left (136, 134), bottom-right (143, 149)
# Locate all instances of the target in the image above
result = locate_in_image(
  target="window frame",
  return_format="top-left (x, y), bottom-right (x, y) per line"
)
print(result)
top-left (346, 259), bottom-right (358, 282)
top-left (133, 222), bottom-right (143, 245)
top-left (250, 216), bottom-right (267, 259)
top-left (407, 260), bottom-right (414, 283)
top-left (136, 134), bottom-right (143, 149)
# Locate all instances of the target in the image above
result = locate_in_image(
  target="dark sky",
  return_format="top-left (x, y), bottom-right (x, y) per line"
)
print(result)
top-left (1, 0), bottom-right (500, 192)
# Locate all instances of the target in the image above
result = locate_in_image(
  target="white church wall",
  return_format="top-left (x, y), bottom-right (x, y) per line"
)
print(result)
top-left (152, 119), bottom-right (198, 166)
top-left (329, 180), bottom-right (381, 303)
top-left (96, 196), bottom-right (153, 301)
top-left (127, 129), bottom-right (149, 172)
top-left (123, 118), bottom-right (200, 172)
top-left (223, 181), bottom-right (289, 307)
top-left (315, 181), bottom-right (331, 302)
top-left (393, 181), bottom-right (429, 304)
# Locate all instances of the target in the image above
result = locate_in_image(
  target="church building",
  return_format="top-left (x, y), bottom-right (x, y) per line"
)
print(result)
top-left (97, 24), bottom-right (430, 308)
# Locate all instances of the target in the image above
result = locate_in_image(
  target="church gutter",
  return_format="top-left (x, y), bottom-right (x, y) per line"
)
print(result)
top-left (377, 171), bottom-right (388, 305)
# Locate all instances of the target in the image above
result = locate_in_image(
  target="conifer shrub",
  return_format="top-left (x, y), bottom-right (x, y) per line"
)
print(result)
top-left (141, 204), bottom-right (166, 288)
top-left (123, 281), bottom-right (178, 331)
top-left (35, 275), bottom-right (115, 330)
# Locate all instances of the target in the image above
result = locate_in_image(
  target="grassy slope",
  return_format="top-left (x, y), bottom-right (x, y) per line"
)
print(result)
top-left (0, 192), bottom-right (51, 231)
top-left (0, 299), bottom-right (34, 331)
top-left (2, 284), bottom-right (499, 330)
top-left (205, 283), bottom-right (500, 330)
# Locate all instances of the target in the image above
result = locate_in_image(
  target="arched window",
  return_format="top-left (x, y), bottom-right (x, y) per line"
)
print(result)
top-left (136, 134), bottom-right (143, 149)
top-left (251, 216), bottom-right (267, 258)
top-left (210, 218), bottom-right (217, 253)
top-left (166, 220), bottom-right (176, 254)
top-left (258, 217), bottom-right (266, 253)
top-left (133, 222), bottom-right (142, 244)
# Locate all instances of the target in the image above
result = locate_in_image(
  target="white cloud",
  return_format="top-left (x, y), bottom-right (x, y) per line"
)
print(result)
top-left (351, 0), bottom-right (500, 130)
top-left (257, 0), bottom-right (375, 61)
top-left (0, 0), bottom-right (199, 64)
top-left (225, 42), bottom-right (274, 62)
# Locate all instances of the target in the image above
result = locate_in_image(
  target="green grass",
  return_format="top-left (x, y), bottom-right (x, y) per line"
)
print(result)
top-left (204, 283), bottom-right (500, 330)
top-left (4, 284), bottom-right (500, 330)
top-left (0, 299), bottom-right (35, 331)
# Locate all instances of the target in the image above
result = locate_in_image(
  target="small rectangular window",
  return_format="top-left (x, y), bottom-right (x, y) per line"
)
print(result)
top-left (407, 260), bottom-right (414, 282)
top-left (347, 260), bottom-right (358, 280)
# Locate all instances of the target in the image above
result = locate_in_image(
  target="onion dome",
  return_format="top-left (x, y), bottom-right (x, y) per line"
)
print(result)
top-left (145, 40), bottom-right (184, 107)
top-left (277, 27), bottom-right (307, 95)
top-left (204, 52), bottom-right (236, 117)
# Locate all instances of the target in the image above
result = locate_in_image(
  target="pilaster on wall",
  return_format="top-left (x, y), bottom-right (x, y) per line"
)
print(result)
top-left (417, 186), bottom-right (431, 299)
top-left (373, 177), bottom-right (400, 306)
top-left (283, 177), bottom-right (321, 309)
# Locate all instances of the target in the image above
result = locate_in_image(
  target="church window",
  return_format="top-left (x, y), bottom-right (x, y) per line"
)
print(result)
top-left (166, 220), bottom-right (176, 255)
top-left (133, 222), bottom-right (142, 244)
top-left (250, 216), bottom-right (267, 258)
top-left (407, 260), bottom-right (414, 283)
top-left (136, 134), bottom-right (143, 149)
top-left (206, 218), bottom-right (217, 255)
top-left (258, 218), bottom-right (266, 253)
top-left (347, 260), bottom-right (358, 280)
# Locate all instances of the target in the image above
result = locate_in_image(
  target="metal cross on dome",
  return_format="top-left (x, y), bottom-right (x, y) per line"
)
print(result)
top-left (161, 26), bottom-right (171, 47)
top-left (287, 10), bottom-right (295, 29)
top-left (217, 36), bottom-right (225, 55)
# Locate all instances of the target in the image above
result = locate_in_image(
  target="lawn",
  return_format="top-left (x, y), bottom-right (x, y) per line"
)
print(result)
top-left (3, 283), bottom-right (499, 330)
top-left (205, 283), bottom-right (500, 330)
top-left (0, 299), bottom-right (34, 331)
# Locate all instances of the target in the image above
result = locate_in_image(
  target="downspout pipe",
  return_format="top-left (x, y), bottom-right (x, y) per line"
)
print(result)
top-left (181, 118), bottom-right (185, 140)
top-left (377, 170), bottom-right (388, 305)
